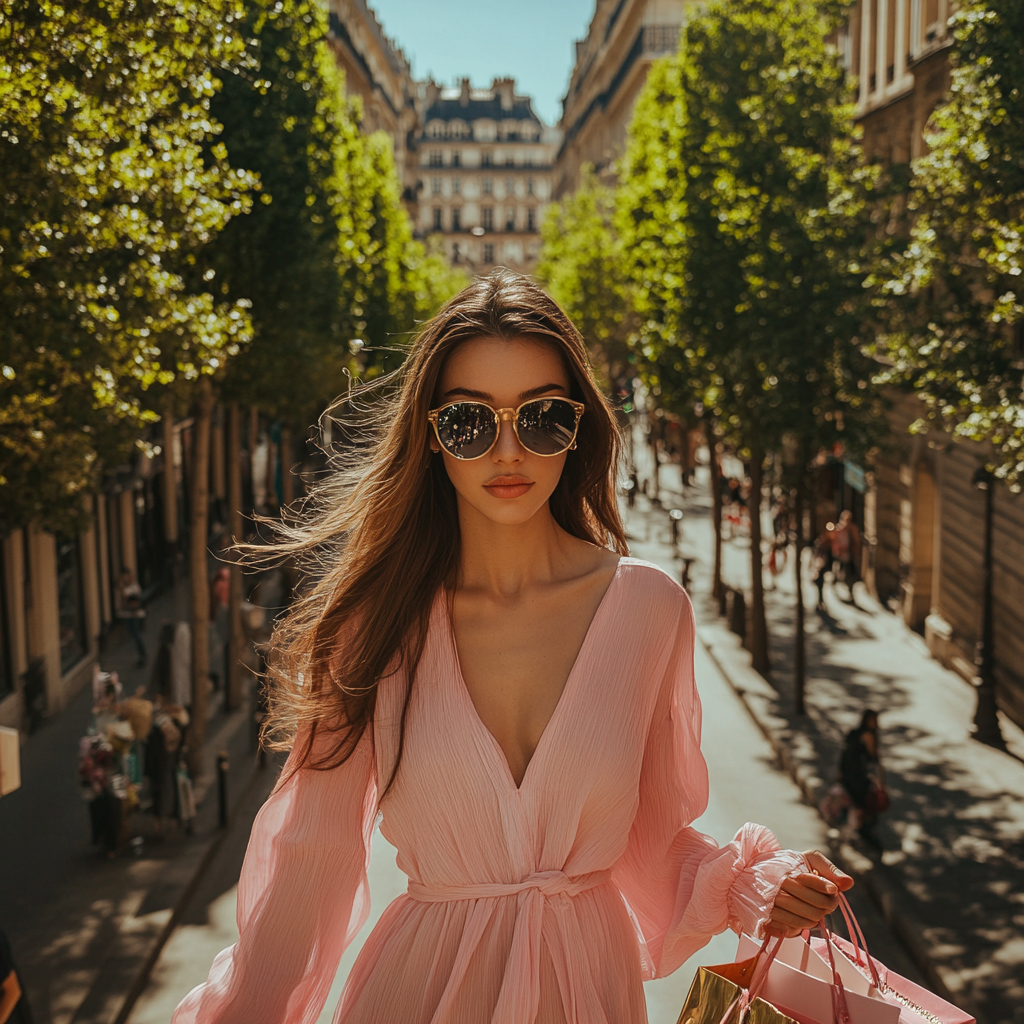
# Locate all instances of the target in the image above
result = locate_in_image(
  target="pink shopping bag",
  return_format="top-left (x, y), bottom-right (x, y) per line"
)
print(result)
top-left (735, 932), bottom-right (897, 1024)
top-left (809, 895), bottom-right (975, 1024)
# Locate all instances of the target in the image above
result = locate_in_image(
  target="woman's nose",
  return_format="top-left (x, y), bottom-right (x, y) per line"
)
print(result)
top-left (492, 409), bottom-right (524, 461)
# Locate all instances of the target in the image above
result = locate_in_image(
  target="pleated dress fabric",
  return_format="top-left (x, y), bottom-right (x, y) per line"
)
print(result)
top-left (173, 558), bottom-right (805, 1024)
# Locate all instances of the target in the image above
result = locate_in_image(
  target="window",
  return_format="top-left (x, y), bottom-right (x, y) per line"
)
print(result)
top-left (527, 177), bottom-right (535, 196)
top-left (431, 177), bottom-right (442, 196)
top-left (452, 207), bottom-right (462, 231)
top-left (432, 207), bottom-right (443, 231)
top-left (483, 243), bottom-right (495, 263)
top-left (505, 177), bottom-right (515, 197)
top-left (481, 150), bottom-right (493, 168)
top-left (428, 150), bottom-right (443, 168)
top-left (451, 151), bottom-right (461, 168)
top-left (505, 207), bottom-right (515, 232)
top-left (482, 207), bottom-right (494, 231)
top-left (57, 534), bottom-right (86, 673)
top-left (527, 208), bottom-right (536, 232)
top-left (451, 176), bottom-right (461, 195)
top-left (505, 154), bottom-right (515, 167)
top-left (482, 177), bottom-right (493, 196)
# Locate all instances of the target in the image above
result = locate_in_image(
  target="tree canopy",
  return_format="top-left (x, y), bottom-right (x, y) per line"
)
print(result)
top-left (870, 0), bottom-right (1024, 486)
top-left (0, 0), bottom-right (257, 533)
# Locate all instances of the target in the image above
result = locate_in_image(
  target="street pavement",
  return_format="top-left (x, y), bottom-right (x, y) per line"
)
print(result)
top-left (125, 499), bottom-right (923, 1024)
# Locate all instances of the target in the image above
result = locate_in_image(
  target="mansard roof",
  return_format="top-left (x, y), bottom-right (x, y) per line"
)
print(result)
top-left (425, 95), bottom-right (542, 125)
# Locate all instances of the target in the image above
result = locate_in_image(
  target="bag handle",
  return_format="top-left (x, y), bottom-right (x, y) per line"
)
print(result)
top-left (717, 933), bottom-right (784, 1024)
top-left (833, 892), bottom-right (883, 991)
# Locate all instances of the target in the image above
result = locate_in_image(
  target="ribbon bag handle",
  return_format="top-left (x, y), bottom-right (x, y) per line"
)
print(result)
top-left (717, 933), bottom-right (785, 1024)
top-left (833, 892), bottom-right (883, 991)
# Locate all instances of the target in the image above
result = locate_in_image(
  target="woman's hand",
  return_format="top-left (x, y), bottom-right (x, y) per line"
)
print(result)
top-left (766, 850), bottom-right (853, 938)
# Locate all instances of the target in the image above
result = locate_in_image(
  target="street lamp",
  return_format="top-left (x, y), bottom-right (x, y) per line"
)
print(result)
top-left (971, 466), bottom-right (1006, 750)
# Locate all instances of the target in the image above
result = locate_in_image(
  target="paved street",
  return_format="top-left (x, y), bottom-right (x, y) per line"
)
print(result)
top-left (125, 497), bottom-right (922, 1024)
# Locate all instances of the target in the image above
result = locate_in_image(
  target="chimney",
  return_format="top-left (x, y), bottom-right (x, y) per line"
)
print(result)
top-left (459, 76), bottom-right (470, 106)
top-left (425, 77), bottom-right (440, 108)
top-left (492, 77), bottom-right (515, 112)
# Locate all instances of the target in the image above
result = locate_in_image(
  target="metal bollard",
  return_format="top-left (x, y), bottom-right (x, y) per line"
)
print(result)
top-left (217, 749), bottom-right (229, 828)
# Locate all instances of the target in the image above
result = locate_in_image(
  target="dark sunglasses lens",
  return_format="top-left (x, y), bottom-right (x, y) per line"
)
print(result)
top-left (435, 403), bottom-right (497, 459)
top-left (516, 399), bottom-right (579, 455)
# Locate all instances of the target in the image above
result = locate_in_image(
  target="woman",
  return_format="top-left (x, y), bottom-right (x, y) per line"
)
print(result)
top-left (840, 709), bottom-right (887, 848)
top-left (174, 271), bottom-right (850, 1024)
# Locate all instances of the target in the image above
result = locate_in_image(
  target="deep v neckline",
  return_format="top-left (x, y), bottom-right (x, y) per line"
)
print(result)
top-left (445, 558), bottom-right (623, 794)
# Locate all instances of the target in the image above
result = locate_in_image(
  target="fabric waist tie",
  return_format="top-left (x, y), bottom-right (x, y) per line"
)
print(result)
top-left (407, 870), bottom-right (613, 1024)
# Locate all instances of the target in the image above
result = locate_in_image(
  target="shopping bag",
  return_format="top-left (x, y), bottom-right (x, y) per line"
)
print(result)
top-left (677, 937), bottom-right (798, 1024)
top-left (817, 896), bottom-right (976, 1024)
top-left (736, 932), bottom-right (898, 1024)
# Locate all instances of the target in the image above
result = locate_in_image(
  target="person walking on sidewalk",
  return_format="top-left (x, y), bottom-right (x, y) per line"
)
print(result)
top-left (840, 709), bottom-right (888, 848)
top-left (174, 270), bottom-right (851, 1024)
top-left (116, 568), bottom-right (147, 667)
top-left (830, 510), bottom-right (861, 601)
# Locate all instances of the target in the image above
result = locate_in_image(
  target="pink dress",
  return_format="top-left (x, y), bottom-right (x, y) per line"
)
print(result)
top-left (173, 558), bottom-right (803, 1024)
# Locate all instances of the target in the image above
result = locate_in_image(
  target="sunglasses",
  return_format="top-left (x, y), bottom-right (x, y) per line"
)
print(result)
top-left (427, 397), bottom-right (585, 460)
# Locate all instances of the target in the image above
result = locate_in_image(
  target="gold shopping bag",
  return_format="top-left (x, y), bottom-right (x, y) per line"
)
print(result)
top-left (677, 953), bottom-right (798, 1024)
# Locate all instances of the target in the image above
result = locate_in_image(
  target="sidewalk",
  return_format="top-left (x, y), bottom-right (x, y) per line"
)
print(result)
top-left (626, 460), bottom-right (1024, 1024)
top-left (0, 571), bottom-right (266, 1024)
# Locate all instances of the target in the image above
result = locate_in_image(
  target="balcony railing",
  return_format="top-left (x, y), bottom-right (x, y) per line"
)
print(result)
top-left (642, 24), bottom-right (680, 56)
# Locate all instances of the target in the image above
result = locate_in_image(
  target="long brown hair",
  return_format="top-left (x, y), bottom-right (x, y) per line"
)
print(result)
top-left (260, 269), bottom-right (627, 791)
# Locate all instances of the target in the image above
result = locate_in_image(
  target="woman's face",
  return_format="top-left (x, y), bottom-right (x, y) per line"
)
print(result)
top-left (434, 335), bottom-right (574, 528)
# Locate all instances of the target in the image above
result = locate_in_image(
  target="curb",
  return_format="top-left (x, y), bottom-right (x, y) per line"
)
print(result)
top-left (697, 621), bottom-right (966, 1008)
top-left (110, 758), bottom-right (266, 1024)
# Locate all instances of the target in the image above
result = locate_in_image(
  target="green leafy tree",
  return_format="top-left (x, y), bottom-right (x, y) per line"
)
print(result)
top-left (537, 167), bottom-right (634, 386)
top-left (620, 0), bottom-right (888, 691)
top-left (0, 0), bottom-right (256, 534)
top-left (871, 0), bottom-right (1024, 487)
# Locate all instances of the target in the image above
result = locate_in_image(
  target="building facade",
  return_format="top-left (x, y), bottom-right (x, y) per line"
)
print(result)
top-left (836, 2), bottom-right (1024, 730)
top-left (554, 0), bottom-right (694, 198)
top-left (413, 77), bottom-right (559, 273)
top-left (326, 0), bottom-right (420, 208)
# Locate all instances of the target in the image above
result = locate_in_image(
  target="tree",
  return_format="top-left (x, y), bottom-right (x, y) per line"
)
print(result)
top-left (870, 0), bottom-right (1024, 488)
top-left (537, 167), bottom-right (634, 386)
top-left (620, 0), bottom-right (888, 690)
top-left (0, 0), bottom-right (256, 534)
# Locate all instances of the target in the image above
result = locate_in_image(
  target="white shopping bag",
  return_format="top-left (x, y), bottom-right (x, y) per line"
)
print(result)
top-left (736, 933), bottom-right (899, 1024)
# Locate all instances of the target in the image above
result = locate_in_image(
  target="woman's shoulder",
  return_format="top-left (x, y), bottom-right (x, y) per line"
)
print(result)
top-left (611, 557), bottom-right (692, 622)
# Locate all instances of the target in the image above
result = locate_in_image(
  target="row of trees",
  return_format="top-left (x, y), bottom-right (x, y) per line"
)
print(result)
top-left (539, 0), bottom-right (1023, 712)
top-left (0, 0), bottom-right (463, 769)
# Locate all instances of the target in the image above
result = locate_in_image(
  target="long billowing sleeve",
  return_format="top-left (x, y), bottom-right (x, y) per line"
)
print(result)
top-left (612, 594), bottom-right (804, 979)
top-left (172, 726), bottom-right (377, 1024)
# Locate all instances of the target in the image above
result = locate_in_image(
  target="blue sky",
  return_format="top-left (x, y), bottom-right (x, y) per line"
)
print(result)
top-left (365, 0), bottom-right (597, 126)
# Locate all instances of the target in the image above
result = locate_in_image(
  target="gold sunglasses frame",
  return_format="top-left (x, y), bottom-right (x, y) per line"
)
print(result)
top-left (427, 397), bottom-right (586, 461)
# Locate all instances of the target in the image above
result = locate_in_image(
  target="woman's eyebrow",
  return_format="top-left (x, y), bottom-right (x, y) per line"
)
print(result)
top-left (441, 383), bottom-right (569, 402)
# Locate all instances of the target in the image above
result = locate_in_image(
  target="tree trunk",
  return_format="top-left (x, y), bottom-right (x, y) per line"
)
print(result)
top-left (794, 468), bottom-right (807, 716)
top-left (226, 403), bottom-right (244, 713)
top-left (748, 443), bottom-right (770, 674)
top-left (188, 376), bottom-right (214, 780)
top-left (705, 418), bottom-right (724, 606)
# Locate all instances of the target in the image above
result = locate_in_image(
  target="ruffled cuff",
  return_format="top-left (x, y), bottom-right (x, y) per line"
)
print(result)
top-left (725, 824), bottom-right (806, 939)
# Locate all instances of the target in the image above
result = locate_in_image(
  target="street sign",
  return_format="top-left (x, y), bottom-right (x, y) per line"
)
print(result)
top-left (845, 461), bottom-right (867, 493)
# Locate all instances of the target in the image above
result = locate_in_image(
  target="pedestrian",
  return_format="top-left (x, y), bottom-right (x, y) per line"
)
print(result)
top-left (812, 523), bottom-right (835, 609)
top-left (115, 568), bottom-right (147, 667)
top-left (174, 269), bottom-right (850, 1024)
top-left (840, 709), bottom-right (888, 848)
top-left (0, 929), bottom-right (32, 1024)
top-left (831, 509), bottom-right (861, 598)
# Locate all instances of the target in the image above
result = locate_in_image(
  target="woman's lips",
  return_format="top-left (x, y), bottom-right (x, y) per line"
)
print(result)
top-left (483, 476), bottom-right (534, 499)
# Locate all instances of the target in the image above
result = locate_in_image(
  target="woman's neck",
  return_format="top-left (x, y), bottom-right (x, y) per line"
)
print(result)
top-left (457, 502), bottom-right (575, 598)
